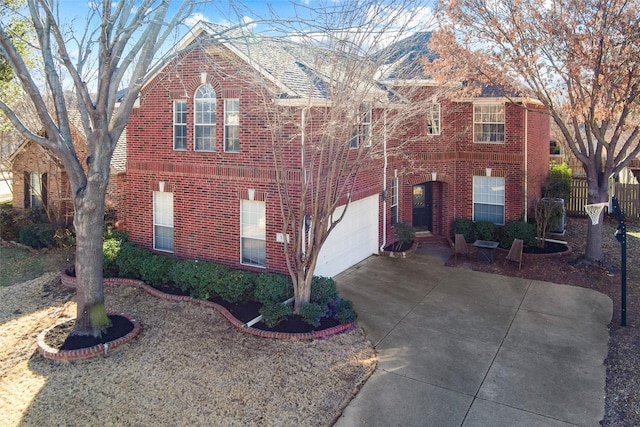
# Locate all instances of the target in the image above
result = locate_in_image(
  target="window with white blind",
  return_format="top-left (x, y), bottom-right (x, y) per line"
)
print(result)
top-left (153, 191), bottom-right (174, 252)
top-left (473, 176), bottom-right (505, 224)
top-left (240, 200), bottom-right (266, 267)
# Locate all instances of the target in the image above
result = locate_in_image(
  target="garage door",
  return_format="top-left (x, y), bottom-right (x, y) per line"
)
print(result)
top-left (314, 195), bottom-right (379, 277)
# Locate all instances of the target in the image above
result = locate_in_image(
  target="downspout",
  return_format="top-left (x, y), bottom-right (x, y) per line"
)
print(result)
top-left (524, 108), bottom-right (529, 222)
top-left (380, 110), bottom-right (388, 252)
top-left (301, 107), bottom-right (307, 257)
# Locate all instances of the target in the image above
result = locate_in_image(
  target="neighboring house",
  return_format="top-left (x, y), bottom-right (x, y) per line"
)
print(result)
top-left (9, 118), bottom-right (127, 225)
top-left (124, 23), bottom-right (550, 278)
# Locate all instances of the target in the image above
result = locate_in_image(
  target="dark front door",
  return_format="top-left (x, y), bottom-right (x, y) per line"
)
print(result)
top-left (412, 183), bottom-right (433, 230)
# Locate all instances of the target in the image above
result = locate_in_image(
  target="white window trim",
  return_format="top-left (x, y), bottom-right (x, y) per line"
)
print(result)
top-left (224, 98), bottom-right (240, 153)
top-left (194, 85), bottom-right (216, 152)
top-left (390, 176), bottom-right (398, 225)
top-left (349, 103), bottom-right (372, 149)
top-left (30, 172), bottom-right (43, 207)
top-left (472, 176), bottom-right (505, 225)
top-left (153, 191), bottom-right (174, 253)
top-left (173, 100), bottom-right (187, 150)
top-left (473, 103), bottom-right (505, 144)
top-left (363, 103), bottom-right (372, 147)
top-left (427, 103), bottom-right (441, 136)
top-left (240, 199), bottom-right (266, 268)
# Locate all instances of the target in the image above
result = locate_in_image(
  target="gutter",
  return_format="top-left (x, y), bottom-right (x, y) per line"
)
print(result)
top-left (380, 111), bottom-right (388, 252)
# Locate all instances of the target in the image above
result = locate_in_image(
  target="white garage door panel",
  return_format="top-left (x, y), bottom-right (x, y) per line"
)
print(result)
top-left (314, 195), bottom-right (379, 277)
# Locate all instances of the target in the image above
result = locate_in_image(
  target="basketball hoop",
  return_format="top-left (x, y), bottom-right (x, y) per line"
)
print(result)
top-left (585, 202), bottom-right (608, 225)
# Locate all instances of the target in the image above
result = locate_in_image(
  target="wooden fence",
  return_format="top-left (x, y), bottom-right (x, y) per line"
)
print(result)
top-left (567, 178), bottom-right (640, 218)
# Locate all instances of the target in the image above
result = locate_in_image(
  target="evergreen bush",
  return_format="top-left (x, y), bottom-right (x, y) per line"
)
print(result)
top-left (475, 221), bottom-right (497, 241)
top-left (115, 242), bottom-right (150, 280)
top-left (453, 218), bottom-right (476, 242)
top-left (140, 254), bottom-right (176, 287)
top-left (219, 270), bottom-right (255, 303)
top-left (259, 302), bottom-right (292, 328)
top-left (300, 303), bottom-right (327, 327)
top-left (335, 298), bottom-right (357, 323)
top-left (500, 220), bottom-right (537, 248)
top-left (310, 276), bottom-right (338, 305)
top-left (254, 273), bottom-right (293, 304)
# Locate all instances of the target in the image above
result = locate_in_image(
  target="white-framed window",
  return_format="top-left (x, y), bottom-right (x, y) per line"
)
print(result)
top-left (390, 176), bottom-right (398, 225)
top-left (153, 191), bottom-right (174, 252)
top-left (194, 85), bottom-right (216, 151)
top-left (473, 176), bottom-right (505, 225)
top-left (173, 100), bottom-right (187, 150)
top-left (350, 103), bottom-right (372, 149)
top-left (427, 103), bottom-right (441, 135)
top-left (30, 172), bottom-right (43, 207)
top-left (473, 104), bottom-right (505, 143)
top-left (224, 99), bottom-right (240, 152)
top-left (240, 199), bottom-right (266, 267)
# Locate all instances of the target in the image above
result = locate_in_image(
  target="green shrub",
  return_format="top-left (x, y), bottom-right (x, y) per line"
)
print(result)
top-left (310, 276), bottom-right (338, 305)
top-left (392, 221), bottom-right (416, 250)
top-left (171, 259), bottom-right (228, 300)
top-left (475, 221), bottom-right (497, 241)
top-left (18, 223), bottom-right (56, 249)
top-left (543, 162), bottom-right (572, 199)
top-left (115, 242), bottom-right (151, 280)
top-left (140, 254), bottom-right (176, 287)
top-left (102, 238), bottom-right (122, 277)
top-left (453, 218), bottom-right (476, 242)
top-left (219, 270), bottom-right (255, 303)
top-left (254, 273), bottom-right (293, 304)
top-left (335, 298), bottom-right (357, 323)
top-left (500, 221), bottom-right (537, 248)
top-left (259, 302), bottom-right (292, 328)
top-left (104, 228), bottom-right (128, 242)
top-left (171, 259), bottom-right (200, 293)
top-left (0, 204), bottom-right (19, 241)
top-left (300, 303), bottom-right (327, 327)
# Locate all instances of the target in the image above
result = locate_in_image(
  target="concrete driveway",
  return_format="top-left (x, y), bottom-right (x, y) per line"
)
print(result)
top-left (333, 252), bottom-right (612, 427)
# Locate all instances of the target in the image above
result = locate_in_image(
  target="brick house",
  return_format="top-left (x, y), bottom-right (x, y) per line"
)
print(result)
top-left (10, 118), bottom-right (127, 226)
top-left (125, 23), bottom-right (550, 278)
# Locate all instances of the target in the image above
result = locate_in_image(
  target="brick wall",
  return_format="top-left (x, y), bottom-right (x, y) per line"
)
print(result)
top-left (126, 44), bottom-right (383, 275)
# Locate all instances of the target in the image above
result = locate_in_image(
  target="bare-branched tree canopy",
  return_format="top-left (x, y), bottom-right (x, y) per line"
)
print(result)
top-left (424, 0), bottom-right (640, 264)
top-left (224, 0), bottom-right (438, 311)
top-left (0, 0), bottom-right (193, 337)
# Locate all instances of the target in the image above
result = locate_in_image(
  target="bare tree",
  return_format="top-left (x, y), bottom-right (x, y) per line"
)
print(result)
top-left (231, 0), bottom-right (438, 312)
top-left (424, 0), bottom-right (640, 264)
top-left (0, 0), bottom-right (192, 337)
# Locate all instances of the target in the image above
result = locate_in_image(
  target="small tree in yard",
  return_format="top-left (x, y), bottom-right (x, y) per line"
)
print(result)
top-left (246, 0), bottom-right (436, 313)
top-left (534, 198), bottom-right (563, 247)
top-left (0, 0), bottom-right (193, 337)
top-left (424, 0), bottom-right (640, 266)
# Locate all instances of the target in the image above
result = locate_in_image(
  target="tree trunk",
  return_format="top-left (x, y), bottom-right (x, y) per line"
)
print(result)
top-left (293, 268), bottom-right (312, 314)
top-left (584, 173), bottom-right (609, 264)
top-left (70, 182), bottom-right (110, 337)
top-left (585, 220), bottom-right (604, 263)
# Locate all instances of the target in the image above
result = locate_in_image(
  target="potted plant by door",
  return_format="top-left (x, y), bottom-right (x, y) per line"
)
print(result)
top-left (381, 222), bottom-right (417, 258)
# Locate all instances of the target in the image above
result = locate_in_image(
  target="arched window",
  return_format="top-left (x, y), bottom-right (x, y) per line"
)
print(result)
top-left (194, 85), bottom-right (216, 151)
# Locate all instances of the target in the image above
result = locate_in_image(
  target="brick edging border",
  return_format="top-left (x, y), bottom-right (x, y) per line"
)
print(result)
top-left (37, 312), bottom-right (142, 362)
top-left (60, 270), bottom-right (356, 340)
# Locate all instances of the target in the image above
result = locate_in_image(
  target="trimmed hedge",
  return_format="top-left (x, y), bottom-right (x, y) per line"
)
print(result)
top-left (102, 240), bottom-right (356, 328)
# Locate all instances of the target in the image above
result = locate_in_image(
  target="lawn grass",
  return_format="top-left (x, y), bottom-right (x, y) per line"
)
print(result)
top-left (0, 245), bottom-right (73, 287)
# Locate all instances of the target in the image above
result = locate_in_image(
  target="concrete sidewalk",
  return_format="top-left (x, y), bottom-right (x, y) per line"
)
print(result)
top-left (333, 252), bottom-right (612, 427)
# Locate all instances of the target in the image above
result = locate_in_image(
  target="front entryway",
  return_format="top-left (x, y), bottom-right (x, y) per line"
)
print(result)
top-left (412, 183), bottom-right (432, 230)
